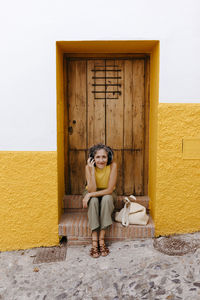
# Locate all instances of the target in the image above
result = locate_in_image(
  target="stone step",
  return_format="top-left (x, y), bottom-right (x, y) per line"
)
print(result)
top-left (63, 195), bottom-right (150, 211)
top-left (59, 211), bottom-right (154, 245)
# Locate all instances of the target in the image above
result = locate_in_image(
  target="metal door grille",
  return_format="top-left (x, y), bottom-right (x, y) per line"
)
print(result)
top-left (92, 64), bottom-right (121, 100)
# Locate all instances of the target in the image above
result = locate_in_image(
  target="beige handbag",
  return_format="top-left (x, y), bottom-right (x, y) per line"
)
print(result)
top-left (115, 195), bottom-right (149, 226)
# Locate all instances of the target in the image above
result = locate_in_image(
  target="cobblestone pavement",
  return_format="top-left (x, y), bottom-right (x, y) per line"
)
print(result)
top-left (1, 232), bottom-right (200, 300)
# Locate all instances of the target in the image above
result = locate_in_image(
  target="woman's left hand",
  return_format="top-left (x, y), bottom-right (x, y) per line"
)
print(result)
top-left (82, 193), bottom-right (91, 208)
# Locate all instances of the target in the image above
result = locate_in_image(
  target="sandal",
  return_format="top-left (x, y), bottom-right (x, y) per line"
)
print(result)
top-left (99, 239), bottom-right (109, 257)
top-left (90, 240), bottom-right (100, 258)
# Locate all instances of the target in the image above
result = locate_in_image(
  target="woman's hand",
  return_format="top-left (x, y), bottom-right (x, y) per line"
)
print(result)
top-left (87, 157), bottom-right (95, 168)
top-left (85, 158), bottom-right (96, 192)
top-left (82, 193), bottom-right (91, 208)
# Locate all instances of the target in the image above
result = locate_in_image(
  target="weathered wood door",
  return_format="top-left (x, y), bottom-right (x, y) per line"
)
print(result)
top-left (64, 57), bottom-right (149, 196)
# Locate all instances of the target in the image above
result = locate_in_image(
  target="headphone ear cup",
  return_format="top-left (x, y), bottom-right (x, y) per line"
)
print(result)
top-left (89, 152), bottom-right (94, 160)
top-left (107, 147), bottom-right (113, 164)
top-left (110, 151), bottom-right (113, 162)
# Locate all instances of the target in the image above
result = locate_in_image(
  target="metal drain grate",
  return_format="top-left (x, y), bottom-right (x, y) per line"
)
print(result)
top-left (33, 246), bottom-right (67, 264)
top-left (153, 237), bottom-right (200, 256)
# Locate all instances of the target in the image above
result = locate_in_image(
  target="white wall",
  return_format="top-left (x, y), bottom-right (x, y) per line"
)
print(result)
top-left (0, 0), bottom-right (200, 150)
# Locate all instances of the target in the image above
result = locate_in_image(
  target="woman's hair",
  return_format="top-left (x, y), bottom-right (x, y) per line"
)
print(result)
top-left (88, 143), bottom-right (114, 165)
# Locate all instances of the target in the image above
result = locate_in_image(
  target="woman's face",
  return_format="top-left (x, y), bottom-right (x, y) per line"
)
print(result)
top-left (94, 149), bottom-right (108, 169)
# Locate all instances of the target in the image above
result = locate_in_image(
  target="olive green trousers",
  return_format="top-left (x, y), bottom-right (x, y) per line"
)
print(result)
top-left (83, 190), bottom-right (117, 232)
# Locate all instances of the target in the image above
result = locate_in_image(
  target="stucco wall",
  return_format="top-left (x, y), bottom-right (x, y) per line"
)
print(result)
top-left (154, 104), bottom-right (200, 235)
top-left (0, 152), bottom-right (59, 251)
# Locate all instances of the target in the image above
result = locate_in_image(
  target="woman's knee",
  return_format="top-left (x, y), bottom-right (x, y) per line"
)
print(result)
top-left (88, 197), bottom-right (99, 207)
top-left (102, 194), bottom-right (113, 203)
top-left (101, 195), bottom-right (114, 208)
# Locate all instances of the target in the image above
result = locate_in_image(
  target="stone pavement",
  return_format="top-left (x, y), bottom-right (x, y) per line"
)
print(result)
top-left (1, 232), bottom-right (200, 300)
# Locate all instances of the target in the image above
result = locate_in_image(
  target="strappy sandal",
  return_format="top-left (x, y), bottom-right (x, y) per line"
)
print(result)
top-left (99, 239), bottom-right (109, 257)
top-left (90, 240), bottom-right (100, 258)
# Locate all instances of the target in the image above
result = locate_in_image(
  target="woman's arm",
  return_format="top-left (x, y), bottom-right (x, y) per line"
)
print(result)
top-left (83, 162), bottom-right (117, 208)
top-left (85, 158), bottom-right (96, 192)
top-left (88, 162), bottom-right (117, 197)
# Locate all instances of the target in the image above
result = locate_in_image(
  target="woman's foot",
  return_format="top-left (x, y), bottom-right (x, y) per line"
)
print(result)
top-left (99, 239), bottom-right (109, 256)
top-left (90, 239), bottom-right (100, 258)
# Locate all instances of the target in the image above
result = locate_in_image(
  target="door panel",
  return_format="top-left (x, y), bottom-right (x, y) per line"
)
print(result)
top-left (132, 59), bottom-right (145, 195)
top-left (68, 60), bottom-right (87, 149)
top-left (67, 60), bottom-right (87, 194)
top-left (69, 150), bottom-right (86, 194)
top-left (105, 59), bottom-right (124, 195)
top-left (87, 60), bottom-right (106, 147)
top-left (124, 59), bottom-right (133, 149)
top-left (65, 57), bottom-right (149, 195)
top-left (114, 150), bottom-right (123, 195)
top-left (106, 60), bottom-right (124, 149)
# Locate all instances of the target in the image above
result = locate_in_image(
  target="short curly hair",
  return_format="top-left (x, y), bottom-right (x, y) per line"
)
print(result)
top-left (88, 143), bottom-right (114, 165)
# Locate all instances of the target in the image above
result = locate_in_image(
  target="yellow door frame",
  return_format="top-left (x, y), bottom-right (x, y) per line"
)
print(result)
top-left (56, 40), bottom-right (160, 221)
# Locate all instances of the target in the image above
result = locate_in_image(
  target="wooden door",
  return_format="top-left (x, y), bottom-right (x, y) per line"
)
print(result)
top-left (64, 57), bottom-right (149, 196)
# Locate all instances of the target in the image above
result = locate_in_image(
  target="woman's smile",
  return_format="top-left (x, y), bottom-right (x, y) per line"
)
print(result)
top-left (94, 149), bottom-right (108, 169)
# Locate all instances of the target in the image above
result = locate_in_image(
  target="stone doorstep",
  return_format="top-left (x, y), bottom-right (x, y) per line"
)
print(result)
top-left (63, 195), bottom-right (150, 210)
top-left (66, 238), bottom-right (149, 247)
top-left (59, 211), bottom-right (154, 245)
top-left (66, 236), bottom-right (151, 246)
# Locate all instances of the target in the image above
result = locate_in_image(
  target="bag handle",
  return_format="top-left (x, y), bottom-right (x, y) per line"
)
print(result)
top-left (121, 195), bottom-right (137, 227)
top-left (122, 200), bottom-right (130, 227)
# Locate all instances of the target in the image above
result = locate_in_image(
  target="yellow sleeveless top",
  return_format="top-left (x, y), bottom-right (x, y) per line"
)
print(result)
top-left (95, 165), bottom-right (110, 189)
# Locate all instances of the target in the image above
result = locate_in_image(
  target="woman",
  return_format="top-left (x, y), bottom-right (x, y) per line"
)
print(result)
top-left (82, 144), bottom-right (117, 258)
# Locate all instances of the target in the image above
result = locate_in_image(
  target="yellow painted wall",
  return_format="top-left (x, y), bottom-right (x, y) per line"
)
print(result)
top-left (56, 44), bottom-right (65, 221)
top-left (148, 42), bottom-right (160, 219)
top-left (154, 104), bottom-right (200, 235)
top-left (0, 152), bottom-right (59, 251)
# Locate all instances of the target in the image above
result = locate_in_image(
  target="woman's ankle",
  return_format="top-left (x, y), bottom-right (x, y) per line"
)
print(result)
top-left (99, 238), bottom-right (105, 246)
top-left (92, 231), bottom-right (98, 245)
top-left (92, 240), bottom-right (98, 247)
top-left (99, 229), bottom-right (105, 244)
